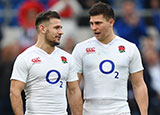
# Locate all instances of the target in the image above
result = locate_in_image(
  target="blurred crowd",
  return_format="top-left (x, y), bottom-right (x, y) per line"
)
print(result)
top-left (0, 0), bottom-right (160, 115)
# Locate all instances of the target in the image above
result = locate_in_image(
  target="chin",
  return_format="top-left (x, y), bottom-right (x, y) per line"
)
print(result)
top-left (95, 35), bottom-right (100, 39)
top-left (95, 36), bottom-right (101, 40)
top-left (50, 42), bottom-right (60, 47)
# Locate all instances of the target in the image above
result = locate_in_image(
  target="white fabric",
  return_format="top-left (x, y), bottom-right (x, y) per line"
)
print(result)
top-left (83, 99), bottom-right (131, 115)
top-left (149, 63), bottom-right (160, 93)
top-left (72, 36), bottom-right (143, 114)
top-left (11, 46), bottom-right (78, 115)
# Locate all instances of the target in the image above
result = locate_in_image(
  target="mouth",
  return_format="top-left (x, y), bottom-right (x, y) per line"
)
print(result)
top-left (94, 32), bottom-right (101, 37)
top-left (56, 35), bottom-right (61, 40)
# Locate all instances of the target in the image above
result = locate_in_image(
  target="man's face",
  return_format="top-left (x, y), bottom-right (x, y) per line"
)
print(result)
top-left (45, 18), bottom-right (63, 47)
top-left (90, 14), bottom-right (114, 42)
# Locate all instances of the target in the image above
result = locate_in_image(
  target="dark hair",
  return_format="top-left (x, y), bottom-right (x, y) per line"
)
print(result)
top-left (35, 10), bottom-right (60, 30)
top-left (89, 2), bottom-right (115, 20)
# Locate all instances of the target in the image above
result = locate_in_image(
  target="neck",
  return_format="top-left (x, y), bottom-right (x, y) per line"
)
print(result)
top-left (35, 35), bottom-right (55, 54)
top-left (100, 32), bottom-right (116, 44)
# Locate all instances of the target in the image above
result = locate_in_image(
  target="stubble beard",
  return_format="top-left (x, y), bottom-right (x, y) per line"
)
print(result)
top-left (47, 38), bottom-right (60, 47)
top-left (45, 32), bottom-right (60, 47)
top-left (51, 41), bottom-right (60, 47)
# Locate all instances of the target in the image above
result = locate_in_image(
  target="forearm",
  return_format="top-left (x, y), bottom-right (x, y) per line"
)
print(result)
top-left (10, 92), bottom-right (24, 115)
top-left (133, 82), bottom-right (148, 115)
top-left (68, 88), bottom-right (83, 115)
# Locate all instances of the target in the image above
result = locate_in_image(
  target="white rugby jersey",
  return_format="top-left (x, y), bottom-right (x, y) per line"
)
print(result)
top-left (72, 36), bottom-right (143, 114)
top-left (11, 46), bottom-right (78, 115)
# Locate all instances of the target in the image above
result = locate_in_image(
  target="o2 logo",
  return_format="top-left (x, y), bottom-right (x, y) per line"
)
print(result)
top-left (99, 60), bottom-right (119, 79)
top-left (46, 70), bottom-right (63, 88)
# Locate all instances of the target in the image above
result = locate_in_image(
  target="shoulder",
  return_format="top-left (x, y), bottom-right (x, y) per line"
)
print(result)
top-left (56, 47), bottom-right (73, 59)
top-left (115, 36), bottom-right (140, 56)
top-left (56, 47), bottom-right (76, 66)
top-left (15, 46), bottom-right (38, 63)
top-left (75, 37), bottom-right (96, 47)
top-left (72, 37), bottom-right (97, 57)
top-left (19, 46), bottom-right (37, 57)
top-left (115, 36), bottom-right (137, 48)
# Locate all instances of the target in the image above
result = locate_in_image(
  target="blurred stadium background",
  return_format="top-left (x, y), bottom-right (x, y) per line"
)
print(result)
top-left (0, 0), bottom-right (160, 115)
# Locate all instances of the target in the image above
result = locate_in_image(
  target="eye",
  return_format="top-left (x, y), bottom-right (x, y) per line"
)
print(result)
top-left (54, 26), bottom-right (62, 30)
top-left (90, 22), bottom-right (93, 26)
top-left (95, 22), bottom-right (101, 25)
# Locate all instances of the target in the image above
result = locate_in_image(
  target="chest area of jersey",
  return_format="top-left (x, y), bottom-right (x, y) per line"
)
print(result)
top-left (29, 55), bottom-right (69, 82)
top-left (83, 46), bottom-right (129, 71)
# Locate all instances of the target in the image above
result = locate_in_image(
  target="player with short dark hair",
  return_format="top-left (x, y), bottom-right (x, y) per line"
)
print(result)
top-left (10, 10), bottom-right (82, 115)
top-left (72, 2), bottom-right (148, 115)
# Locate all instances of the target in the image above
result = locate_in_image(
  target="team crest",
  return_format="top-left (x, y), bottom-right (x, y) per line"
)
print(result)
top-left (118, 45), bottom-right (125, 53)
top-left (61, 56), bottom-right (67, 64)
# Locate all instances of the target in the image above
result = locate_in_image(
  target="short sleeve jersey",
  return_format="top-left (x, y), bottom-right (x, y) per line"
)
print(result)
top-left (72, 36), bottom-right (143, 100)
top-left (11, 46), bottom-right (78, 115)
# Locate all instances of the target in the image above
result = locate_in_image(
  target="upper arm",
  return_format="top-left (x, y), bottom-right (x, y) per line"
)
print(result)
top-left (72, 45), bottom-right (83, 74)
top-left (72, 44), bottom-right (84, 87)
top-left (129, 44), bottom-right (143, 73)
top-left (130, 70), bottom-right (145, 88)
top-left (10, 80), bottom-right (25, 95)
top-left (11, 55), bottom-right (28, 83)
top-left (67, 80), bottom-right (80, 92)
top-left (77, 73), bottom-right (83, 85)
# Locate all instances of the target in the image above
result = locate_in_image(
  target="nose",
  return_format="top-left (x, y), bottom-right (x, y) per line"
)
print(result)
top-left (91, 23), bottom-right (97, 31)
top-left (59, 29), bottom-right (63, 35)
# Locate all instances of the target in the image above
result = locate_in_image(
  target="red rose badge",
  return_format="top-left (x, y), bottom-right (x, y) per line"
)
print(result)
top-left (118, 45), bottom-right (125, 53)
top-left (61, 56), bottom-right (67, 64)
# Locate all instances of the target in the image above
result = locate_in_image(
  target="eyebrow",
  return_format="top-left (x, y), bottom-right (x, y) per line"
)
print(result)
top-left (54, 25), bottom-right (62, 29)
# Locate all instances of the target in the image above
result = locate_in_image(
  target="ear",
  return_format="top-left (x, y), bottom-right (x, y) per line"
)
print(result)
top-left (39, 24), bottom-right (47, 34)
top-left (109, 18), bottom-right (115, 26)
